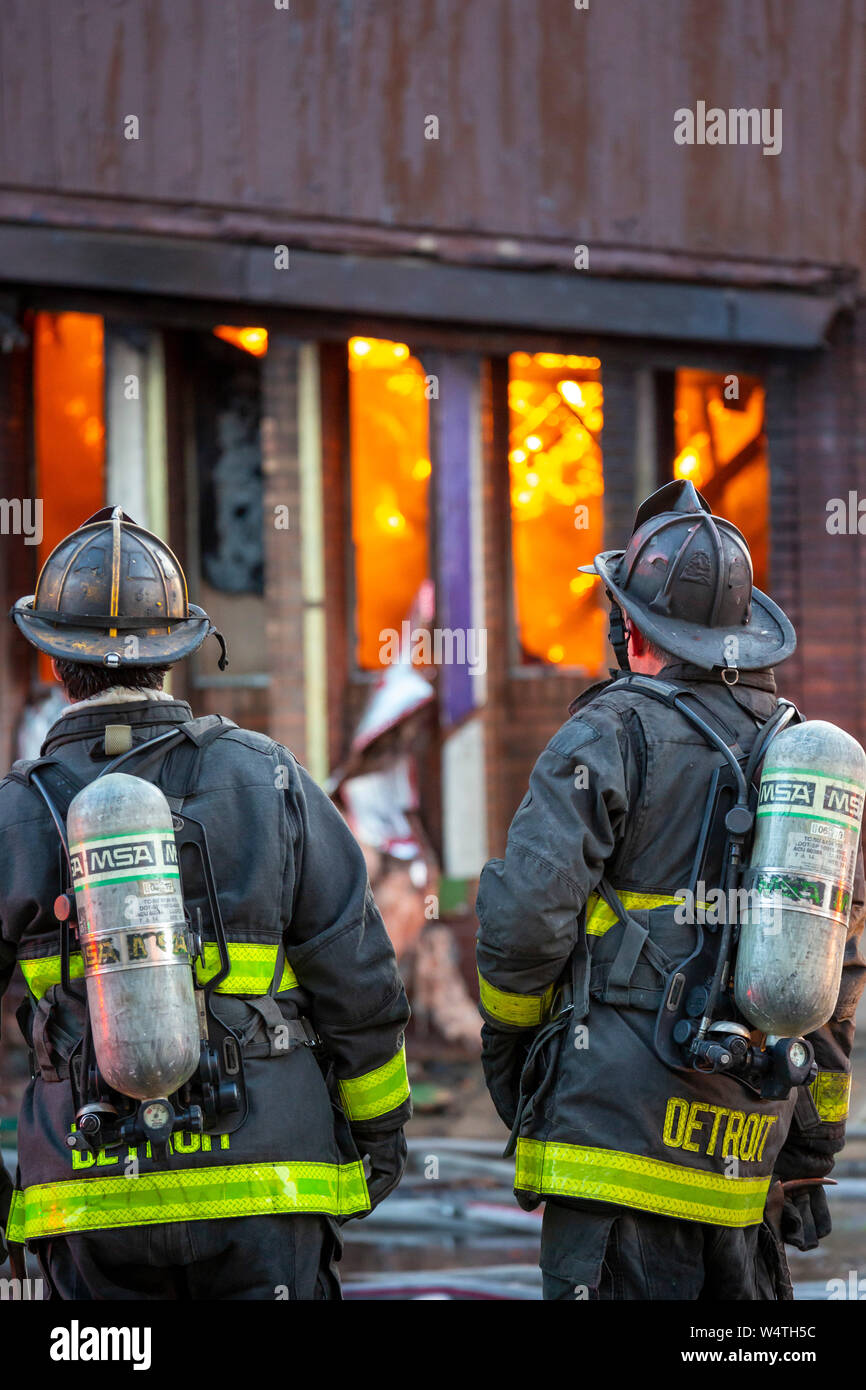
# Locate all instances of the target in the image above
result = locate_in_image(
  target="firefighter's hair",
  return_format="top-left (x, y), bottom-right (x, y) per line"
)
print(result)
top-left (53, 659), bottom-right (170, 703)
top-left (625, 616), bottom-right (675, 668)
top-left (641, 634), bottom-right (676, 667)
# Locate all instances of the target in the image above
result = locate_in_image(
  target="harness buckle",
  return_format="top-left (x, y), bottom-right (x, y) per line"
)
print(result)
top-left (222, 1037), bottom-right (241, 1076)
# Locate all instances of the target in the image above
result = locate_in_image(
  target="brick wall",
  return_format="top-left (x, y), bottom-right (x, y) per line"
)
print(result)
top-left (768, 306), bottom-right (866, 751)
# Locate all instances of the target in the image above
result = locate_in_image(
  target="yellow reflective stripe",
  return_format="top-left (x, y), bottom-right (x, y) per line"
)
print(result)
top-left (5, 1189), bottom-right (25, 1244)
top-left (19, 952), bottom-right (85, 999)
top-left (515, 1138), bottom-right (770, 1228)
top-left (197, 944), bottom-right (299, 995)
top-left (810, 1070), bottom-right (851, 1124)
top-left (7, 1159), bottom-right (370, 1240)
top-left (18, 942), bottom-right (298, 1000)
top-left (339, 1044), bottom-right (410, 1122)
top-left (278, 959), bottom-right (299, 992)
top-left (477, 970), bottom-right (554, 1027)
top-left (585, 889), bottom-right (697, 938)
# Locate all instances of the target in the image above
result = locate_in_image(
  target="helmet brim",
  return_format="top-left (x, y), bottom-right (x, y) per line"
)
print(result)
top-left (580, 551), bottom-right (797, 672)
top-left (11, 598), bottom-right (213, 667)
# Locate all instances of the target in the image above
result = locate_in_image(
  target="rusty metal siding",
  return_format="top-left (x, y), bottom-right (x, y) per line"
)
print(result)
top-left (1, 0), bottom-right (865, 276)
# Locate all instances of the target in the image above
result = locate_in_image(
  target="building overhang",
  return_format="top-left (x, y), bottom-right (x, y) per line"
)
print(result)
top-left (0, 220), bottom-right (853, 350)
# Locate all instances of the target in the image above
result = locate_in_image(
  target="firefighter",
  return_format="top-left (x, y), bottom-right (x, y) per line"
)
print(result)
top-left (0, 507), bottom-right (410, 1300)
top-left (476, 480), bottom-right (866, 1300)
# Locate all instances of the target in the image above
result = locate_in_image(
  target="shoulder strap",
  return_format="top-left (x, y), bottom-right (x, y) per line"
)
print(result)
top-left (161, 715), bottom-right (238, 810)
top-left (6, 757), bottom-right (87, 835)
top-left (12, 716), bottom-right (238, 832)
top-left (743, 698), bottom-right (801, 786)
top-left (177, 714), bottom-right (239, 749)
top-left (613, 672), bottom-right (748, 755)
top-left (94, 714), bottom-right (238, 812)
top-left (568, 675), bottom-right (619, 717)
top-left (6, 756), bottom-right (86, 813)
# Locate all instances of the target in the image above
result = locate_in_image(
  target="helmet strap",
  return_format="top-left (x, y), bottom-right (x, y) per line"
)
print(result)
top-left (606, 595), bottom-right (631, 672)
top-left (209, 625), bottom-right (229, 671)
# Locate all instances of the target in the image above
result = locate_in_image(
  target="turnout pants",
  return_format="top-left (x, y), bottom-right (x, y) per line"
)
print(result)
top-left (540, 1201), bottom-right (792, 1301)
top-left (35, 1214), bottom-right (342, 1301)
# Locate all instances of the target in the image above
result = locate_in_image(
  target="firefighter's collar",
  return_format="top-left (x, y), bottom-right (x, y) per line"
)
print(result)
top-left (567, 664), bottom-right (776, 717)
top-left (656, 661), bottom-right (777, 693)
top-left (60, 686), bottom-right (177, 716)
top-left (42, 698), bottom-right (194, 755)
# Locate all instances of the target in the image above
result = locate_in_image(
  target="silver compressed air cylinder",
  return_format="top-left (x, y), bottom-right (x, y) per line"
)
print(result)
top-left (734, 720), bottom-right (866, 1038)
top-left (68, 772), bottom-right (199, 1100)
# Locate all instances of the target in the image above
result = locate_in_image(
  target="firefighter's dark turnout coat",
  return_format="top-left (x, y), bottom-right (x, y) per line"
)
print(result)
top-left (476, 665), bottom-right (865, 1231)
top-left (0, 698), bottom-right (411, 1247)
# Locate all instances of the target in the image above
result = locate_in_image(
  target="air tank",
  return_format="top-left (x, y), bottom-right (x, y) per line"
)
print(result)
top-left (67, 773), bottom-right (199, 1100)
top-left (734, 721), bottom-right (866, 1037)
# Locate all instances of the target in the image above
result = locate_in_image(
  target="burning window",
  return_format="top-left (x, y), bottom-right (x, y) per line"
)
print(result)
top-left (509, 352), bottom-right (606, 670)
top-left (213, 325), bottom-right (268, 358)
top-left (349, 337), bottom-right (431, 670)
top-left (673, 370), bottom-right (768, 589)
top-left (34, 312), bottom-right (106, 682)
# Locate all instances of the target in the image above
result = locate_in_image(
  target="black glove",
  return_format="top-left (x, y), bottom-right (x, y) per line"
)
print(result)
top-left (779, 1180), bottom-right (833, 1252)
top-left (481, 1023), bottom-right (532, 1130)
top-left (356, 1129), bottom-right (407, 1213)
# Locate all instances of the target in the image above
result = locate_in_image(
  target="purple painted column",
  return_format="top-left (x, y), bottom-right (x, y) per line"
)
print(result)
top-left (428, 352), bottom-right (480, 729)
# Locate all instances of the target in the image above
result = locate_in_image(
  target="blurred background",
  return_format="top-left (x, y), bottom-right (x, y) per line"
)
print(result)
top-left (1, 0), bottom-right (866, 1297)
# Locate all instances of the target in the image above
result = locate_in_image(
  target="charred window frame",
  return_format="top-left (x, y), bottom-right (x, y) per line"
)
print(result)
top-left (179, 328), bottom-right (269, 690)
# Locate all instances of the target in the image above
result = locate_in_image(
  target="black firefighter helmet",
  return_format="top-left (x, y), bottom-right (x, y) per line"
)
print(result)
top-left (11, 506), bottom-right (227, 669)
top-left (579, 480), bottom-right (796, 675)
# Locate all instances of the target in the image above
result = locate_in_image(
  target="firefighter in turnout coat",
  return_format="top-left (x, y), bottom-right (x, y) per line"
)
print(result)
top-left (476, 481), bottom-right (866, 1300)
top-left (0, 507), bottom-right (410, 1300)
